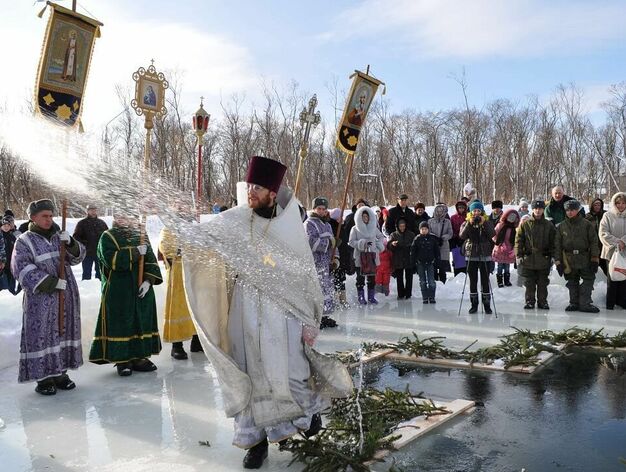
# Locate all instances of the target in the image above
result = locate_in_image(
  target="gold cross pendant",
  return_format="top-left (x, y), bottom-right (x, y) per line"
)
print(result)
top-left (263, 253), bottom-right (276, 268)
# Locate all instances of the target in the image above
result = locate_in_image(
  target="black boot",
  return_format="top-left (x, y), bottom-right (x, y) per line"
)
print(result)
top-left (53, 373), bottom-right (76, 390)
top-left (190, 334), bottom-right (204, 353)
top-left (171, 342), bottom-right (188, 360)
top-left (35, 378), bottom-right (57, 395)
top-left (496, 274), bottom-right (504, 288)
top-left (116, 362), bottom-right (132, 377)
top-left (524, 300), bottom-right (535, 309)
top-left (243, 438), bottom-right (268, 469)
top-left (468, 294), bottom-right (479, 314)
top-left (320, 315), bottom-right (338, 329)
top-left (482, 293), bottom-right (493, 314)
top-left (132, 358), bottom-right (157, 372)
top-left (503, 273), bottom-right (512, 286)
top-left (537, 301), bottom-right (550, 310)
top-left (304, 413), bottom-right (322, 438)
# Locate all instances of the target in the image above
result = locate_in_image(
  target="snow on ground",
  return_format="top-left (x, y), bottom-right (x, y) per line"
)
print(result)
top-left (1, 211), bottom-right (624, 471)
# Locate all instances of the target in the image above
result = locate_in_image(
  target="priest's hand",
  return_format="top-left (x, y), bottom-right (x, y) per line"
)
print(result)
top-left (59, 231), bottom-right (72, 245)
top-left (55, 279), bottom-right (67, 291)
top-left (302, 325), bottom-right (319, 346)
top-left (137, 244), bottom-right (148, 256)
top-left (138, 281), bottom-right (151, 298)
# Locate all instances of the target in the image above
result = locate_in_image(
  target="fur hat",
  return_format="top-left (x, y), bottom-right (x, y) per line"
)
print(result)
top-left (398, 193), bottom-right (409, 200)
top-left (564, 199), bottom-right (581, 211)
top-left (312, 197), bottom-right (328, 209)
top-left (419, 221), bottom-right (429, 230)
top-left (329, 208), bottom-right (341, 221)
top-left (245, 156), bottom-right (287, 193)
top-left (531, 200), bottom-right (545, 209)
top-left (491, 200), bottom-right (503, 209)
top-left (414, 202), bottom-right (426, 210)
top-left (27, 199), bottom-right (55, 217)
top-left (469, 200), bottom-right (484, 212)
top-left (1, 216), bottom-right (12, 225)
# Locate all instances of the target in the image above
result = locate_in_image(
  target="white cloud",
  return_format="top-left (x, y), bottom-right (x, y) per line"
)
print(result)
top-left (324, 0), bottom-right (626, 59)
top-left (0, 1), bottom-right (256, 129)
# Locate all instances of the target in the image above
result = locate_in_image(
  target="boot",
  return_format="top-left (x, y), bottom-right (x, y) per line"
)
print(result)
top-left (243, 438), bottom-right (268, 469)
top-left (579, 304), bottom-right (600, 313)
top-left (565, 304), bottom-right (579, 312)
top-left (384, 284), bottom-right (390, 296)
top-left (482, 293), bottom-right (493, 314)
top-left (367, 287), bottom-right (378, 304)
top-left (171, 342), bottom-right (188, 360)
top-left (53, 373), bottom-right (76, 390)
top-left (132, 358), bottom-right (157, 372)
top-left (304, 413), bottom-right (322, 438)
top-left (468, 294), bottom-right (479, 314)
top-left (116, 362), bottom-right (132, 377)
top-left (190, 334), bottom-right (204, 353)
top-left (496, 274), bottom-right (504, 288)
top-left (35, 378), bottom-right (57, 395)
top-left (524, 300), bottom-right (535, 309)
top-left (422, 290), bottom-right (429, 304)
top-left (504, 273), bottom-right (512, 286)
top-left (320, 315), bottom-right (338, 329)
top-left (357, 288), bottom-right (367, 305)
top-left (537, 301), bottom-right (550, 310)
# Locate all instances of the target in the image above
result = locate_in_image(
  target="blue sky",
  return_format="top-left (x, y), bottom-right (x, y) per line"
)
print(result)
top-left (3, 0), bottom-right (626, 129)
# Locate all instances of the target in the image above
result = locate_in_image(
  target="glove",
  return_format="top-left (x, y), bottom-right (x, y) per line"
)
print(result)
top-left (59, 231), bottom-right (71, 245)
top-left (556, 263), bottom-right (564, 277)
top-left (55, 279), bottom-right (67, 290)
top-left (138, 281), bottom-right (151, 298)
top-left (590, 261), bottom-right (599, 273)
top-left (302, 324), bottom-right (319, 346)
top-left (137, 244), bottom-right (147, 256)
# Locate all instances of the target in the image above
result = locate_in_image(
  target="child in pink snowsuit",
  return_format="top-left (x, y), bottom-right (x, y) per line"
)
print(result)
top-left (375, 239), bottom-right (393, 296)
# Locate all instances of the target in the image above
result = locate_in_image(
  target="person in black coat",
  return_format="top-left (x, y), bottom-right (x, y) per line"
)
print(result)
top-left (386, 194), bottom-right (417, 235)
top-left (410, 222), bottom-right (440, 303)
top-left (328, 208), bottom-right (351, 307)
top-left (1, 214), bottom-right (21, 294)
top-left (388, 218), bottom-right (416, 299)
top-left (414, 202), bottom-right (430, 227)
top-left (73, 205), bottom-right (108, 280)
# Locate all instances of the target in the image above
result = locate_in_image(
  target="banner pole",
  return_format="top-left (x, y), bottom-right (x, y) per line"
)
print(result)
top-left (331, 152), bottom-right (355, 260)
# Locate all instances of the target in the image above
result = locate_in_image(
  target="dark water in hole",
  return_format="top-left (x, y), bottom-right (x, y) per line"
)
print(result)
top-left (361, 351), bottom-right (626, 472)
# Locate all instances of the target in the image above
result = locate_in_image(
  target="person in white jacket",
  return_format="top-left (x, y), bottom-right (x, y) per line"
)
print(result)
top-left (348, 206), bottom-right (385, 305)
top-left (599, 192), bottom-right (626, 309)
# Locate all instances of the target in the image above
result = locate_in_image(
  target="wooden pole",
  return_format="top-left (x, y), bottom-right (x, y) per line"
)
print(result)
top-left (294, 143), bottom-right (307, 200)
top-left (58, 200), bottom-right (67, 336)
top-left (138, 114), bottom-right (152, 286)
top-left (138, 215), bottom-right (145, 287)
top-left (331, 152), bottom-right (355, 260)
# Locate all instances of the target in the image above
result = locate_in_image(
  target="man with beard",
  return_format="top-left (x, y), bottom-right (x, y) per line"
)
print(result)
top-left (180, 156), bottom-right (351, 469)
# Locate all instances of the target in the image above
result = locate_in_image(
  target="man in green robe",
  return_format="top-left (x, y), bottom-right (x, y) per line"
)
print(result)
top-left (89, 212), bottom-right (163, 376)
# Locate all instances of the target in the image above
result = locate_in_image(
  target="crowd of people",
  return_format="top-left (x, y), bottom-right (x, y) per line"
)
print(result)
top-left (2, 169), bottom-right (626, 469)
top-left (301, 185), bottom-right (626, 326)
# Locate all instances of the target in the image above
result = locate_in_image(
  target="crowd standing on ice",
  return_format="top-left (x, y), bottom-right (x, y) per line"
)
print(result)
top-left (2, 169), bottom-right (626, 469)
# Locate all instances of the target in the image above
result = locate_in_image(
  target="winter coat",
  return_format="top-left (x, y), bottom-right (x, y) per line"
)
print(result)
top-left (585, 198), bottom-right (606, 253)
top-left (515, 214), bottom-right (555, 271)
top-left (428, 204), bottom-right (453, 263)
top-left (376, 244), bottom-right (393, 282)
top-left (349, 206), bottom-right (385, 268)
top-left (415, 212), bottom-right (430, 227)
top-left (545, 195), bottom-right (585, 225)
top-left (328, 218), bottom-right (351, 271)
top-left (492, 209), bottom-right (520, 264)
top-left (459, 213), bottom-right (495, 260)
top-left (0, 232), bottom-right (5, 265)
top-left (554, 214), bottom-right (599, 270)
top-left (388, 228), bottom-right (416, 270)
top-left (410, 233), bottom-right (440, 267)
top-left (386, 204), bottom-right (417, 235)
top-left (489, 210), bottom-right (503, 227)
top-left (73, 216), bottom-right (109, 257)
top-left (1, 229), bottom-right (16, 279)
top-left (450, 202), bottom-right (468, 249)
top-left (599, 192), bottom-right (626, 261)
top-left (342, 210), bottom-right (358, 274)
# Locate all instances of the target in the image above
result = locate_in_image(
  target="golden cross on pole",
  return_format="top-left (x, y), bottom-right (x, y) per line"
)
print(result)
top-left (294, 94), bottom-right (321, 200)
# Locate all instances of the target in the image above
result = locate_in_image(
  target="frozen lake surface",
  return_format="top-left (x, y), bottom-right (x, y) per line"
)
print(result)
top-left (1, 225), bottom-right (625, 471)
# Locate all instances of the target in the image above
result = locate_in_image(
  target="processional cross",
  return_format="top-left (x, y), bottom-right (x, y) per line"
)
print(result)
top-left (294, 94), bottom-right (321, 198)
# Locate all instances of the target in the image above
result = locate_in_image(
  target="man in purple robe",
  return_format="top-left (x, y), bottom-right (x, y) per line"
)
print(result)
top-left (11, 199), bottom-right (85, 395)
top-left (304, 197), bottom-right (337, 329)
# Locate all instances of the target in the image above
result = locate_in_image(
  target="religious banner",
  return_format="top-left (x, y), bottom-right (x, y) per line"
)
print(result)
top-left (35, 2), bottom-right (102, 127)
top-left (336, 70), bottom-right (384, 155)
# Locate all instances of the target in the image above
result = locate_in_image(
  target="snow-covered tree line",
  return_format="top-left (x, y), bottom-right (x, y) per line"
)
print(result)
top-left (2, 79), bottom-right (626, 215)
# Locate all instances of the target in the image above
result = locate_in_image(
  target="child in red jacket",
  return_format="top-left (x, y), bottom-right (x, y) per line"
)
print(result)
top-left (375, 239), bottom-right (393, 296)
